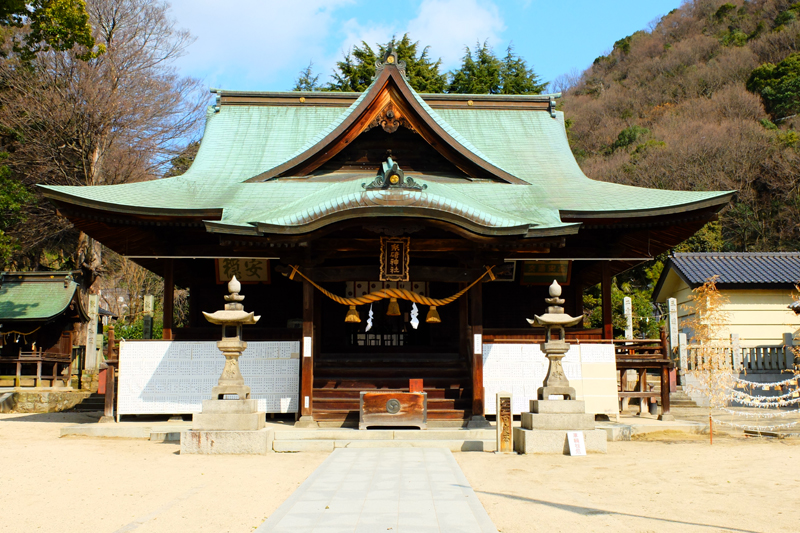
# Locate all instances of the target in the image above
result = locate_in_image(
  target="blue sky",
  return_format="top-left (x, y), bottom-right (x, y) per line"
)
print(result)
top-left (168, 0), bottom-right (683, 92)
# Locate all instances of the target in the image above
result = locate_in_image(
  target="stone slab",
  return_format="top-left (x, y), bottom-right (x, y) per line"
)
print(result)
top-left (200, 398), bottom-right (260, 414)
top-left (391, 429), bottom-right (494, 440)
top-left (256, 448), bottom-right (498, 532)
top-left (530, 399), bottom-right (586, 414)
top-left (332, 439), bottom-right (496, 452)
top-left (150, 431), bottom-right (181, 442)
top-left (180, 428), bottom-right (273, 455)
top-left (273, 439), bottom-right (335, 453)
top-left (521, 412), bottom-right (595, 430)
top-left (274, 429), bottom-right (396, 441)
top-left (513, 428), bottom-right (607, 454)
top-left (596, 423), bottom-right (632, 442)
top-left (192, 412), bottom-right (265, 431)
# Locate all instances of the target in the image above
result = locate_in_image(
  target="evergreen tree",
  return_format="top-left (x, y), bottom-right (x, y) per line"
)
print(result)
top-left (325, 34), bottom-right (447, 93)
top-left (1, 0), bottom-right (103, 61)
top-left (499, 44), bottom-right (547, 95)
top-left (447, 41), bottom-right (501, 94)
top-left (448, 42), bottom-right (546, 95)
top-left (747, 52), bottom-right (800, 120)
top-left (293, 61), bottom-right (321, 92)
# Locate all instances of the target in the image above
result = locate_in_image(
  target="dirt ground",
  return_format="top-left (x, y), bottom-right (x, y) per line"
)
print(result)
top-left (1, 412), bottom-right (798, 533)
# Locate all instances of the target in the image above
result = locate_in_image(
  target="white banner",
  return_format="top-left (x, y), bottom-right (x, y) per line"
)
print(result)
top-left (483, 343), bottom-right (618, 415)
top-left (118, 340), bottom-right (299, 415)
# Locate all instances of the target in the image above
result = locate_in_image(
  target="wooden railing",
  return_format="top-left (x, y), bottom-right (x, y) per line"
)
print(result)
top-left (0, 350), bottom-right (73, 388)
top-left (612, 330), bottom-right (673, 418)
top-left (685, 344), bottom-right (796, 372)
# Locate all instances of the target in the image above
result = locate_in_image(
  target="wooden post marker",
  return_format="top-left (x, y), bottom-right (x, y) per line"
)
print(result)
top-left (496, 391), bottom-right (513, 453)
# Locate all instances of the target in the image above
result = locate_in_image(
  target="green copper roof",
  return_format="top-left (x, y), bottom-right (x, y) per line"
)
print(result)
top-left (40, 66), bottom-right (733, 237)
top-left (0, 272), bottom-right (83, 322)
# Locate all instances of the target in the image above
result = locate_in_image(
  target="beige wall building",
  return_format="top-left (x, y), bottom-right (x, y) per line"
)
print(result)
top-left (653, 253), bottom-right (800, 347)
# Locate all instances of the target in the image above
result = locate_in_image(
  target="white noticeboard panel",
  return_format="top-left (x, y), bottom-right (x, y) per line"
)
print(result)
top-left (118, 340), bottom-right (300, 415)
top-left (483, 343), bottom-right (618, 416)
top-left (567, 431), bottom-right (587, 456)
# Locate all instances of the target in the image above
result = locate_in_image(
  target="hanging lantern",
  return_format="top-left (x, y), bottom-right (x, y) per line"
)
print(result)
top-left (426, 306), bottom-right (441, 323)
top-left (386, 297), bottom-right (401, 316)
top-left (344, 305), bottom-right (361, 323)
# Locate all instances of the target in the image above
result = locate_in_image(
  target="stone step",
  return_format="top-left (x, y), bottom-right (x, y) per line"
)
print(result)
top-left (273, 428), bottom-right (495, 441)
top-left (273, 439), bottom-right (496, 453)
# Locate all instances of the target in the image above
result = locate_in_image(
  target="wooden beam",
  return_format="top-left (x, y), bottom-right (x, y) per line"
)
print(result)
top-left (470, 282), bottom-right (484, 417)
top-left (277, 264), bottom-right (513, 283)
top-left (300, 280), bottom-right (314, 418)
top-left (162, 259), bottom-right (174, 340)
top-left (313, 238), bottom-right (551, 254)
top-left (602, 262), bottom-right (612, 340)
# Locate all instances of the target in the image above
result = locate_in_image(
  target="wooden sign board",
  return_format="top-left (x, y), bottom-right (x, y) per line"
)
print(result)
top-left (496, 392), bottom-right (513, 453)
top-left (520, 261), bottom-right (571, 285)
top-left (380, 237), bottom-right (410, 282)
top-left (215, 259), bottom-right (271, 284)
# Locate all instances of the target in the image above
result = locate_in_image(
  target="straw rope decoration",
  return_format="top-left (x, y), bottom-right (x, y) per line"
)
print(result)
top-left (287, 265), bottom-right (496, 307)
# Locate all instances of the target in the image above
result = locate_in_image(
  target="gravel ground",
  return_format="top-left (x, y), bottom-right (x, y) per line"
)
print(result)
top-left (1, 412), bottom-right (798, 533)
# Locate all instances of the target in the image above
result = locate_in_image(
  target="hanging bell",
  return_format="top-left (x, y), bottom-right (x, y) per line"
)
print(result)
top-left (344, 305), bottom-right (361, 323)
top-left (386, 297), bottom-right (401, 316)
top-left (426, 305), bottom-right (441, 323)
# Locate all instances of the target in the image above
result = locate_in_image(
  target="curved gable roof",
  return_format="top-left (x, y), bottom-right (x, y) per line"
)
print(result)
top-left (246, 60), bottom-right (527, 184)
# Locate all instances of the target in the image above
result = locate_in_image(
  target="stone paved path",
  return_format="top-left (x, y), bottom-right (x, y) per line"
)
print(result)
top-left (257, 448), bottom-right (498, 533)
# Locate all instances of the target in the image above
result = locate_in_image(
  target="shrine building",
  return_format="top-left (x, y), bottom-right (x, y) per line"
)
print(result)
top-left (41, 51), bottom-right (733, 426)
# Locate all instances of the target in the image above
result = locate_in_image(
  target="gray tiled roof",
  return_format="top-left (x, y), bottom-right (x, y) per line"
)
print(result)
top-left (669, 252), bottom-right (800, 285)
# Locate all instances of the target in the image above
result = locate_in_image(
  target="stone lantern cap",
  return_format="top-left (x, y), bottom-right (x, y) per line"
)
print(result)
top-left (527, 280), bottom-right (582, 328)
top-left (202, 276), bottom-right (260, 325)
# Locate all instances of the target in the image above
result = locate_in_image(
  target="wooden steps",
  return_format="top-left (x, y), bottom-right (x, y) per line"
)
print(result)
top-left (312, 353), bottom-right (472, 425)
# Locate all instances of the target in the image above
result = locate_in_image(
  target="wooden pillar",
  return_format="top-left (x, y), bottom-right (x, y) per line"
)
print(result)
top-left (470, 282), bottom-right (485, 420)
top-left (601, 262), bottom-right (613, 340)
top-left (101, 326), bottom-right (117, 423)
top-left (459, 283), bottom-right (469, 363)
top-left (297, 279), bottom-right (317, 426)
top-left (162, 259), bottom-right (174, 340)
top-left (659, 328), bottom-right (673, 420)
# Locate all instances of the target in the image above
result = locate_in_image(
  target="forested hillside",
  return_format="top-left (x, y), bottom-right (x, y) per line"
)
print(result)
top-left (562, 0), bottom-right (800, 253)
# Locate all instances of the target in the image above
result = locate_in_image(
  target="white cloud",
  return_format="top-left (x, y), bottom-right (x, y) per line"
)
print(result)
top-left (407, 0), bottom-right (506, 70)
top-left (167, 0), bottom-right (354, 89)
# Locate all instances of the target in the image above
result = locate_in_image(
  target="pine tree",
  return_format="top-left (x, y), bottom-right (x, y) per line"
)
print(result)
top-left (293, 62), bottom-right (321, 92)
top-left (325, 34), bottom-right (447, 93)
top-left (448, 42), bottom-right (546, 95)
top-left (447, 42), bottom-right (501, 94)
top-left (499, 44), bottom-right (547, 95)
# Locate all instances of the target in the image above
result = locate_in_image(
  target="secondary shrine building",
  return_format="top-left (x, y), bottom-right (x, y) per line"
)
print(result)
top-left (42, 51), bottom-right (732, 426)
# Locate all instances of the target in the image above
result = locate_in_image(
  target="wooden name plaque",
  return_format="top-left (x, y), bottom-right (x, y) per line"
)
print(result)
top-left (359, 392), bottom-right (427, 430)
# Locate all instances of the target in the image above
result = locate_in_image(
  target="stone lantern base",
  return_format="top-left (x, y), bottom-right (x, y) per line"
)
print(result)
top-left (513, 399), bottom-right (607, 454)
top-left (192, 398), bottom-right (265, 431)
top-left (181, 399), bottom-right (269, 455)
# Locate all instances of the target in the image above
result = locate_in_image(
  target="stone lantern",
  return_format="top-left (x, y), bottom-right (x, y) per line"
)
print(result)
top-left (202, 276), bottom-right (260, 401)
top-left (191, 276), bottom-right (265, 432)
top-left (527, 280), bottom-right (583, 401)
top-left (513, 279), bottom-right (608, 454)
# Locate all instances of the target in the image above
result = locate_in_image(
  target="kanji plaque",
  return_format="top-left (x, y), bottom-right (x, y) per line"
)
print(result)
top-left (380, 237), bottom-right (410, 282)
top-left (215, 258), bottom-right (271, 284)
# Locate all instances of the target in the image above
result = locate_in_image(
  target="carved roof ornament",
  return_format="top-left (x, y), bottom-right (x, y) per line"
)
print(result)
top-left (365, 103), bottom-right (415, 134)
top-left (375, 46), bottom-right (407, 78)
top-left (363, 157), bottom-right (427, 191)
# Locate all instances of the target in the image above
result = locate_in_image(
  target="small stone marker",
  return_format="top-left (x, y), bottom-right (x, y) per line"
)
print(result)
top-left (567, 431), bottom-right (586, 456)
top-left (496, 391), bottom-right (513, 453)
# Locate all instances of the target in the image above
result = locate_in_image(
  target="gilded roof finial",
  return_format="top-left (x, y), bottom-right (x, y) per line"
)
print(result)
top-left (375, 45), bottom-right (407, 78)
